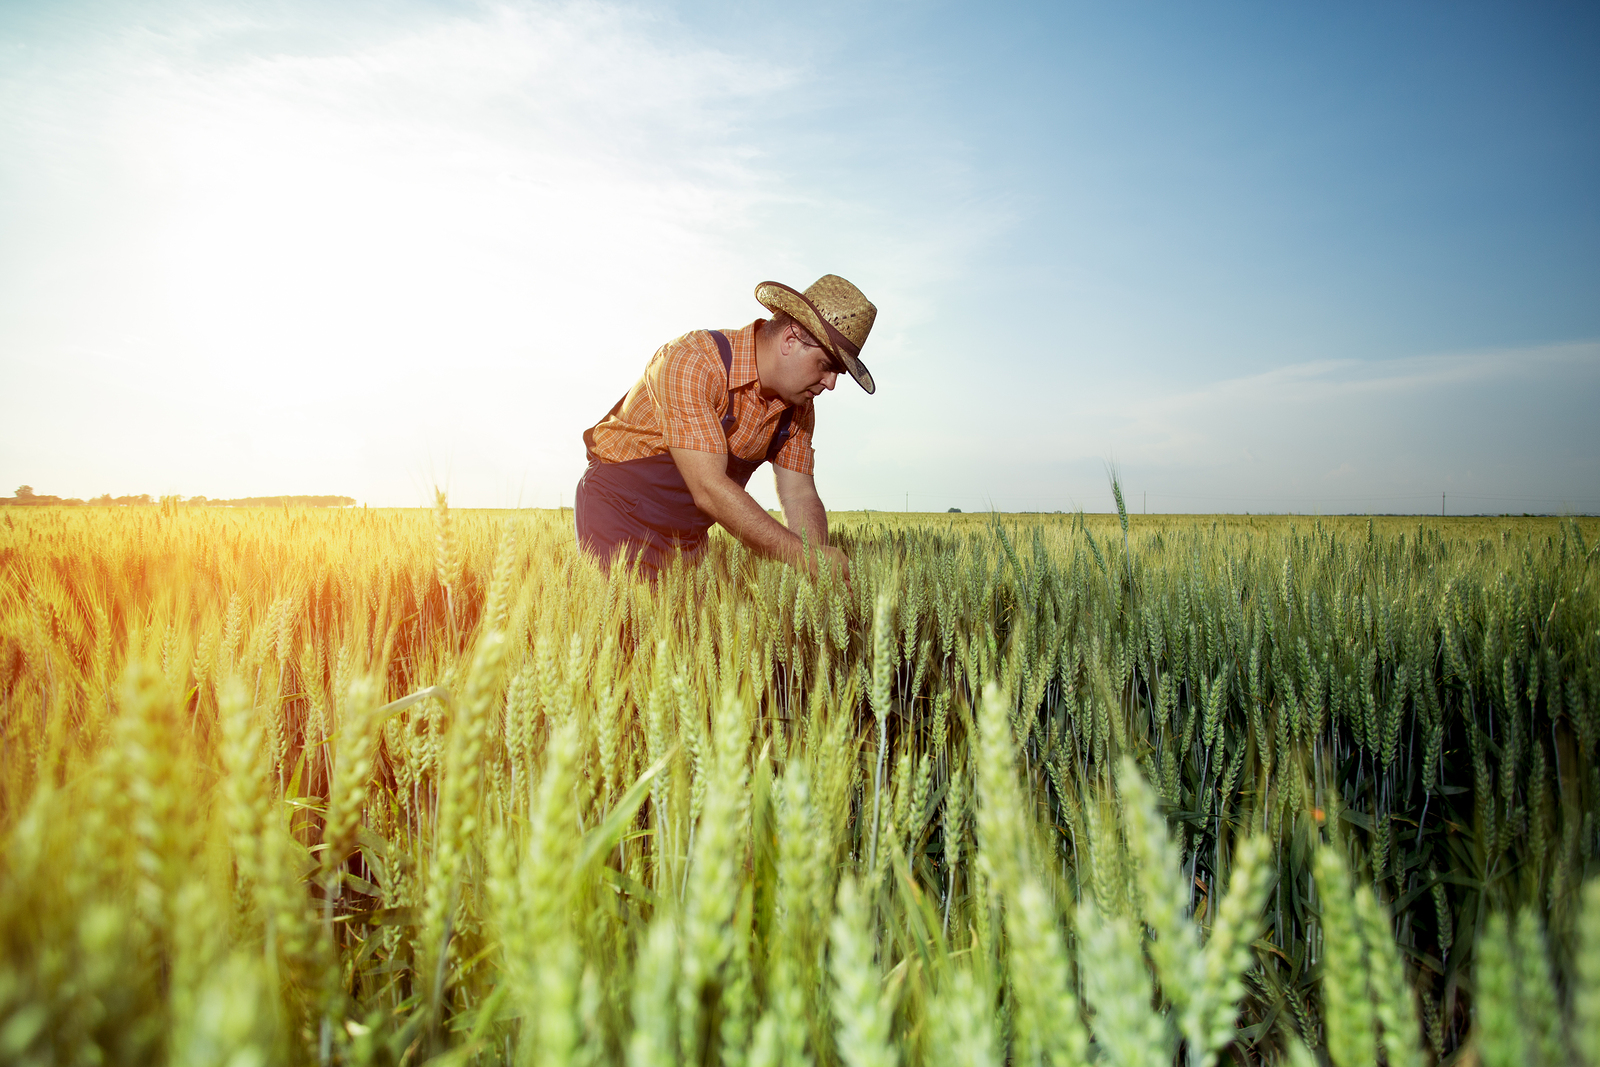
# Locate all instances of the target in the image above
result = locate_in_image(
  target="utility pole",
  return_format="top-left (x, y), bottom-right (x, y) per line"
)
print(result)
top-left (906, 491), bottom-right (909, 513)
top-left (1442, 491), bottom-right (1446, 517)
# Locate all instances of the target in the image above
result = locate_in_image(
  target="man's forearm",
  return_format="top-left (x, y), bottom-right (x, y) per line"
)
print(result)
top-left (692, 475), bottom-right (807, 563)
top-left (782, 492), bottom-right (829, 551)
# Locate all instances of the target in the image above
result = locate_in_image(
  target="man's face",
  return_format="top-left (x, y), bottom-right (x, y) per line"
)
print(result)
top-left (776, 325), bottom-right (843, 405)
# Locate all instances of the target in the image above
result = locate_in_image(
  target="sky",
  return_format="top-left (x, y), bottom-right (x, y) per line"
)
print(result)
top-left (2, 0), bottom-right (1597, 514)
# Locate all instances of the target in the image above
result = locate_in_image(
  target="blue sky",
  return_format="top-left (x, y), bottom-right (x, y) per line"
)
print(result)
top-left (2, 0), bottom-right (1596, 512)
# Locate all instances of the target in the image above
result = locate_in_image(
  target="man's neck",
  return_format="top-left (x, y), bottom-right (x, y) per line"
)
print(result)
top-left (753, 319), bottom-right (779, 400)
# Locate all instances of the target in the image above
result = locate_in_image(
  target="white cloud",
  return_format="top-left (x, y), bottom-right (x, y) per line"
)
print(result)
top-left (1076, 342), bottom-right (1599, 468)
top-left (1026, 342), bottom-right (1600, 511)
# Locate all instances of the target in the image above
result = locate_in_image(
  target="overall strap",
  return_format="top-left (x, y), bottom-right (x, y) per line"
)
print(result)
top-left (710, 330), bottom-right (736, 433)
top-left (764, 407), bottom-right (795, 463)
top-left (710, 329), bottom-right (795, 462)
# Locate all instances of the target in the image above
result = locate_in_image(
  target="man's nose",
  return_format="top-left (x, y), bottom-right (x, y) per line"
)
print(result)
top-left (821, 371), bottom-right (838, 390)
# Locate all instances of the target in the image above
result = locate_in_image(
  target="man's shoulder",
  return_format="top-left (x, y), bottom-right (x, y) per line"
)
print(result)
top-left (645, 331), bottom-right (725, 406)
top-left (657, 329), bottom-right (724, 370)
top-left (667, 322), bottom-right (759, 359)
top-left (649, 320), bottom-right (762, 381)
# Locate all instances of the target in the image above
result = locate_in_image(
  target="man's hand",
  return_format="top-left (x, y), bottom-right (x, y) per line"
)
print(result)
top-left (776, 467), bottom-right (849, 585)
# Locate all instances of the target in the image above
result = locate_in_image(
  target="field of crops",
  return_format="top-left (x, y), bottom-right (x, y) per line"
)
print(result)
top-left (1, 501), bottom-right (1597, 1066)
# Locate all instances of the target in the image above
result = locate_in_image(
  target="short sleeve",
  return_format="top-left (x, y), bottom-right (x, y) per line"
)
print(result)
top-left (647, 333), bottom-right (727, 454)
top-left (772, 399), bottom-right (816, 475)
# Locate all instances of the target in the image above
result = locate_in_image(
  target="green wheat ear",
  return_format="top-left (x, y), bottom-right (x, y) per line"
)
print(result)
top-left (320, 676), bottom-right (382, 892)
top-left (924, 967), bottom-right (999, 1067)
top-left (1312, 846), bottom-right (1375, 1067)
top-left (1078, 897), bottom-right (1171, 1067)
top-left (1511, 909), bottom-right (1564, 1067)
top-left (1472, 913), bottom-right (1520, 1067)
top-left (1308, 841), bottom-right (1425, 1067)
top-left (1282, 1034), bottom-right (1319, 1067)
top-left (626, 916), bottom-right (679, 1067)
top-left (1186, 832), bottom-right (1272, 1067)
top-left (1354, 881), bottom-right (1423, 1067)
top-left (1467, 905), bottom-right (1571, 1067)
top-left (1117, 755), bottom-right (1198, 1015)
top-left (1575, 878), bottom-right (1600, 1067)
top-left (830, 876), bottom-right (898, 1067)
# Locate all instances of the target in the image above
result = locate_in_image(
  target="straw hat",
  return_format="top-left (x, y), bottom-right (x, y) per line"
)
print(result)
top-left (755, 275), bottom-right (877, 394)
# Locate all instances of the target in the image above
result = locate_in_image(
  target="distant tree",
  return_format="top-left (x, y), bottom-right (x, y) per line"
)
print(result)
top-left (211, 494), bottom-right (356, 508)
top-left (947, 507), bottom-right (961, 513)
top-left (1, 487), bottom-right (84, 507)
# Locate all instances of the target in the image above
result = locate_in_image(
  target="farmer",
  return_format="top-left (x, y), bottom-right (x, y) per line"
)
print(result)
top-left (575, 275), bottom-right (877, 581)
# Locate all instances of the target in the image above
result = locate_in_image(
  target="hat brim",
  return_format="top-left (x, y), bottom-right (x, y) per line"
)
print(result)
top-left (755, 283), bottom-right (875, 395)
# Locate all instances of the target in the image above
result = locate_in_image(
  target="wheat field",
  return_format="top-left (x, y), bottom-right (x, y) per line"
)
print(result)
top-left (0, 501), bottom-right (1596, 1066)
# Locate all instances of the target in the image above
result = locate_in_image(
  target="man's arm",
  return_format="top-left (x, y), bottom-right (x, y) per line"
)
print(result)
top-left (773, 464), bottom-right (829, 550)
top-left (671, 447), bottom-right (847, 578)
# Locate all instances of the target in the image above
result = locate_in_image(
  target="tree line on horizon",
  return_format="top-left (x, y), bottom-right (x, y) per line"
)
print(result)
top-left (4, 485), bottom-right (355, 508)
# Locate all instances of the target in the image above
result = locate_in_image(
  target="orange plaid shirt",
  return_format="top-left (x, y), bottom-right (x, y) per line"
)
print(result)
top-left (586, 320), bottom-right (817, 476)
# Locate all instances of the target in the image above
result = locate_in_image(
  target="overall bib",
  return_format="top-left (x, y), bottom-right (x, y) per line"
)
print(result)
top-left (574, 330), bottom-right (795, 576)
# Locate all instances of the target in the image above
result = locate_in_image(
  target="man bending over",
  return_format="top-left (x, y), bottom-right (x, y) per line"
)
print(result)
top-left (575, 274), bottom-right (877, 581)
